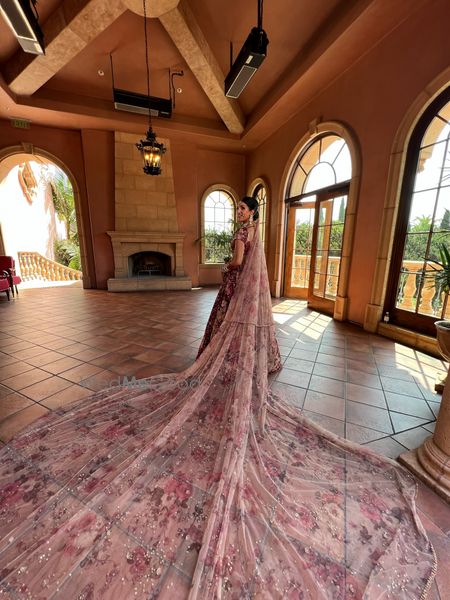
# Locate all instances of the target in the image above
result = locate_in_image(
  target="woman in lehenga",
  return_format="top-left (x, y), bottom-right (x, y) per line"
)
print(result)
top-left (0, 197), bottom-right (436, 599)
top-left (197, 196), bottom-right (282, 375)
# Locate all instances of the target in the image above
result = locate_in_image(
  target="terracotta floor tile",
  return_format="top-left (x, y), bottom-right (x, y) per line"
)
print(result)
top-left (20, 376), bottom-right (72, 401)
top-left (381, 376), bottom-right (424, 398)
top-left (134, 364), bottom-right (170, 379)
top-left (41, 338), bottom-right (75, 350)
top-left (345, 358), bottom-right (378, 374)
top-left (345, 423), bottom-right (385, 444)
top-left (173, 346), bottom-right (199, 359)
top-left (1, 368), bottom-right (52, 391)
top-left (42, 356), bottom-right (84, 374)
top-left (363, 437), bottom-right (407, 459)
top-left (377, 366), bottom-right (416, 382)
top-left (109, 359), bottom-right (151, 377)
top-left (393, 426), bottom-right (432, 450)
top-left (0, 361), bottom-right (34, 380)
top-left (276, 368), bottom-right (311, 389)
top-left (58, 342), bottom-right (93, 356)
top-left (72, 348), bottom-right (109, 361)
top-left (429, 402), bottom-right (441, 418)
top-left (384, 392), bottom-right (435, 419)
top-left (417, 482), bottom-right (450, 535)
top-left (9, 346), bottom-right (44, 360)
top-left (1, 340), bottom-right (35, 353)
top-left (153, 354), bottom-right (194, 371)
top-left (271, 381), bottom-right (306, 408)
top-left (38, 384), bottom-right (92, 410)
top-left (345, 383), bottom-right (386, 408)
top-left (113, 343), bottom-right (150, 357)
top-left (23, 350), bottom-right (66, 367)
top-left (347, 370), bottom-right (381, 389)
top-left (0, 352), bottom-right (20, 366)
top-left (59, 363), bottom-right (104, 384)
top-left (0, 392), bottom-right (34, 419)
top-left (389, 411), bottom-right (430, 433)
top-left (283, 357), bottom-right (315, 374)
top-left (303, 390), bottom-right (345, 420)
top-left (302, 410), bottom-right (345, 437)
top-left (0, 404), bottom-right (49, 443)
top-left (134, 349), bottom-right (170, 364)
top-left (309, 374), bottom-right (345, 398)
top-left (313, 362), bottom-right (346, 381)
top-left (75, 370), bottom-right (117, 392)
top-left (315, 352), bottom-right (345, 367)
top-left (318, 344), bottom-right (346, 357)
top-left (346, 401), bottom-right (393, 434)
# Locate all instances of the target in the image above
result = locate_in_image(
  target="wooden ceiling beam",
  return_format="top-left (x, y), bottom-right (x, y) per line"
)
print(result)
top-left (158, 0), bottom-right (245, 134)
top-left (3, 0), bottom-right (127, 96)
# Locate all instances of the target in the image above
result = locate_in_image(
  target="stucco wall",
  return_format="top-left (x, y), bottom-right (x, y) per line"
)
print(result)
top-left (246, 0), bottom-right (450, 325)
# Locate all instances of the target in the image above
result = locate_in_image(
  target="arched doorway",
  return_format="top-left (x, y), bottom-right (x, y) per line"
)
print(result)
top-left (0, 149), bottom-right (87, 289)
top-left (283, 132), bottom-right (353, 316)
top-left (384, 86), bottom-right (450, 335)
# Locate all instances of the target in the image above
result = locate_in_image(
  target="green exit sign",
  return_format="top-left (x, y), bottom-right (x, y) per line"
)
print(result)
top-left (11, 118), bottom-right (30, 129)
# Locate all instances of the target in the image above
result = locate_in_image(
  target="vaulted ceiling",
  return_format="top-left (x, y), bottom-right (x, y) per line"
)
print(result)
top-left (0, 0), bottom-right (428, 150)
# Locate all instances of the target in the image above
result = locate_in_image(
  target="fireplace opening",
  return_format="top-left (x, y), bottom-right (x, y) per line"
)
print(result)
top-left (128, 252), bottom-right (172, 277)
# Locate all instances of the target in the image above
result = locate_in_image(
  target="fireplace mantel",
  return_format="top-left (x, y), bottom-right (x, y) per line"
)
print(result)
top-left (107, 231), bottom-right (191, 291)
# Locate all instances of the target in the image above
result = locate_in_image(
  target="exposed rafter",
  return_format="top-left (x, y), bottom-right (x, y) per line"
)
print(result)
top-left (157, 0), bottom-right (245, 135)
top-left (3, 0), bottom-right (127, 96)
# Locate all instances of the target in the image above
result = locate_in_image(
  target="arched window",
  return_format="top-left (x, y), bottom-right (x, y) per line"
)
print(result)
top-left (385, 88), bottom-right (450, 334)
top-left (202, 188), bottom-right (235, 263)
top-left (252, 182), bottom-right (268, 251)
top-left (284, 134), bottom-right (352, 313)
top-left (287, 134), bottom-right (351, 198)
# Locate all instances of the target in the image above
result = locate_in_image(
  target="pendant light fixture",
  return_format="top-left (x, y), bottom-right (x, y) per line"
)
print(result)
top-left (136, 0), bottom-right (166, 176)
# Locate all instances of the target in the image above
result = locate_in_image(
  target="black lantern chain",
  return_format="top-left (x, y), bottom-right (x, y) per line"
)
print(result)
top-left (136, 0), bottom-right (166, 176)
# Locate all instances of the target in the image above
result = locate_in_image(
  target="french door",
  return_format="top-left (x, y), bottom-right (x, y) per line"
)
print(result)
top-left (284, 188), bottom-right (348, 315)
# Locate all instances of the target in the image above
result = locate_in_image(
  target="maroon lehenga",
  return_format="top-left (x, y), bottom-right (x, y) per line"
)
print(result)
top-left (197, 226), bottom-right (282, 373)
top-left (0, 223), bottom-right (436, 599)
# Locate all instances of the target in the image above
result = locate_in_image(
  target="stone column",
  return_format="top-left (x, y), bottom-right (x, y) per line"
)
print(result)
top-left (399, 365), bottom-right (450, 502)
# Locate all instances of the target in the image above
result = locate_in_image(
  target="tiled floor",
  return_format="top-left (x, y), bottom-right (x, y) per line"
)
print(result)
top-left (0, 285), bottom-right (449, 598)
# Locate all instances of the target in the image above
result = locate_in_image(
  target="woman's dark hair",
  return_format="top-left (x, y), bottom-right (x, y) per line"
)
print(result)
top-left (241, 196), bottom-right (260, 221)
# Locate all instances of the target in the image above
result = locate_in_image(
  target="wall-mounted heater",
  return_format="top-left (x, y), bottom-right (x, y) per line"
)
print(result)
top-left (0, 0), bottom-right (44, 55)
top-left (113, 88), bottom-right (172, 119)
top-left (224, 0), bottom-right (268, 99)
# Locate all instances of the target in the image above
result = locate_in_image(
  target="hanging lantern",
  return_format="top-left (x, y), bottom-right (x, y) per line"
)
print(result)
top-left (136, 0), bottom-right (165, 176)
top-left (136, 128), bottom-right (166, 175)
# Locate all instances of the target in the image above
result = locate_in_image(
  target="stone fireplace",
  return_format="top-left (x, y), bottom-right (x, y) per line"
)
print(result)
top-left (107, 132), bottom-right (192, 292)
top-left (129, 251), bottom-right (171, 277)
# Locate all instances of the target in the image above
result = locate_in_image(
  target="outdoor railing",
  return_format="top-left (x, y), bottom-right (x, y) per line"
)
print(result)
top-left (290, 255), bottom-right (443, 314)
top-left (18, 251), bottom-right (82, 282)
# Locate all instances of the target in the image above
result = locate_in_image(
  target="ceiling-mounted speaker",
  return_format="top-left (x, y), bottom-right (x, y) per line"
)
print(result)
top-left (113, 88), bottom-right (172, 118)
top-left (0, 0), bottom-right (44, 55)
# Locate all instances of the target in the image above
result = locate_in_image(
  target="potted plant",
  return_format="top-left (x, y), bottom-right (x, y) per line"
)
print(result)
top-left (427, 243), bottom-right (450, 392)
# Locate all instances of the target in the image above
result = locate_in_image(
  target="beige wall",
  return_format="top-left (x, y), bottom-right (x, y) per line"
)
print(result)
top-left (246, 0), bottom-right (450, 325)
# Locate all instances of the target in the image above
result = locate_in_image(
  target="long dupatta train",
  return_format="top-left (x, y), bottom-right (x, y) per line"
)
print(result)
top-left (0, 223), bottom-right (436, 599)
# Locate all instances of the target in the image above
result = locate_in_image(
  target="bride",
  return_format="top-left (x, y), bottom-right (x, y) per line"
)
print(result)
top-left (0, 196), bottom-right (436, 599)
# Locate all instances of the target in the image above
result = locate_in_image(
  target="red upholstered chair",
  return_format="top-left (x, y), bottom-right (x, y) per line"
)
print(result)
top-left (0, 256), bottom-right (21, 297)
top-left (0, 274), bottom-right (10, 300)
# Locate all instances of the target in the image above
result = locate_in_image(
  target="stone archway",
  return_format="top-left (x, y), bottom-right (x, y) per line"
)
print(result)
top-left (0, 145), bottom-right (91, 288)
top-left (277, 121), bottom-right (361, 321)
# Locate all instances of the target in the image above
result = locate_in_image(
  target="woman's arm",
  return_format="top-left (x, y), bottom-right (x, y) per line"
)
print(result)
top-left (226, 225), bottom-right (256, 270)
top-left (227, 239), bottom-right (245, 269)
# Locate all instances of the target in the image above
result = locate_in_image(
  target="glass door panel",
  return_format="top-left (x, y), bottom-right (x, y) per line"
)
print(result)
top-left (284, 204), bottom-right (314, 299)
top-left (309, 195), bottom-right (347, 312)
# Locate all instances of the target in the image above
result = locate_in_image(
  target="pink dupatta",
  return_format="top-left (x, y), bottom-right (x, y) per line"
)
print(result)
top-left (0, 223), bottom-right (436, 599)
